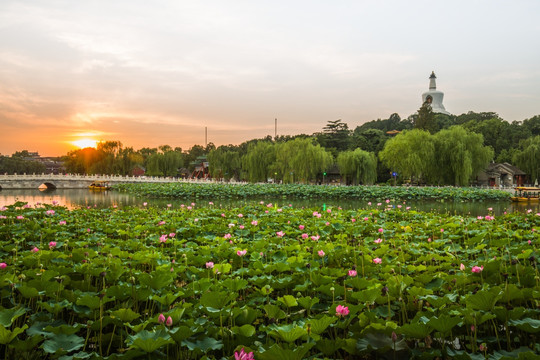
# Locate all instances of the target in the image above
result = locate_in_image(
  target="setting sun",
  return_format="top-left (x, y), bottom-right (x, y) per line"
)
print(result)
top-left (72, 139), bottom-right (98, 149)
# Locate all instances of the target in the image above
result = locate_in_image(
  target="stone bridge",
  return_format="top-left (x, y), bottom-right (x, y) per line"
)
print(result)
top-left (0, 174), bottom-right (182, 190)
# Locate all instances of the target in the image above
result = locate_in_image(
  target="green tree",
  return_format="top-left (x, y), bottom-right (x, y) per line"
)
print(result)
top-left (273, 138), bottom-right (333, 183)
top-left (414, 102), bottom-right (437, 134)
top-left (513, 136), bottom-right (540, 184)
top-left (337, 148), bottom-right (377, 185)
top-left (208, 146), bottom-right (241, 181)
top-left (317, 119), bottom-right (351, 153)
top-left (433, 126), bottom-right (494, 186)
top-left (242, 141), bottom-right (276, 182)
top-left (379, 129), bottom-right (434, 183)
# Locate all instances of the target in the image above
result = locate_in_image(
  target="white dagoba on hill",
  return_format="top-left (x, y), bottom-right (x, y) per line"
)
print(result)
top-left (421, 71), bottom-right (450, 115)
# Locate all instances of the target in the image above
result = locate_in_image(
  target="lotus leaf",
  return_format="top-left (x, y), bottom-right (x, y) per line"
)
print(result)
top-left (42, 333), bottom-right (84, 354)
top-left (128, 329), bottom-right (174, 353)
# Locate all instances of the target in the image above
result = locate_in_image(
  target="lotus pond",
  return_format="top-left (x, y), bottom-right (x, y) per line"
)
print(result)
top-left (0, 201), bottom-right (539, 359)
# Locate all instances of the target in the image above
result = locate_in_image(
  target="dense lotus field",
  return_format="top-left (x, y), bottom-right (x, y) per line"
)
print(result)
top-left (0, 201), bottom-right (539, 360)
top-left (114, 183), bottom-right (512, 202)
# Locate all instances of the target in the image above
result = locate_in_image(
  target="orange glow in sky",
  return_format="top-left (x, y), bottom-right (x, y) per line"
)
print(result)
top-left (71, 139), bottom-right (98, 149)
top-left (1, 1), bottom-right (539, 157)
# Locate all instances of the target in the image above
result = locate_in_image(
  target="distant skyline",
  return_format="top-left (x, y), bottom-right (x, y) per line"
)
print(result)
top-left (1, 0), bottom-right (539, 156)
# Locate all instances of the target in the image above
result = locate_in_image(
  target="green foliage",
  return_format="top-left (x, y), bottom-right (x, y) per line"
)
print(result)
top-left (434, 126), bottom-right (494, 186)
top-left (415, 101), bottom-right (437, 133)
top-left (379, 129), bottom-right (434, 182)
top-left (0, 200), bottom-right (538, 358)
top-left (337, 148), bottom-right (377, 185)
top-left (513, 135), bottom-right (540, 183)
top-left (273, 138), bottom-right (333, 183)
top-left (0, 153), bottom-right (46, 174)
top-left (207, 146), bottom-right (241, 181)
top-left (241, 141), bottom-right (276, 182)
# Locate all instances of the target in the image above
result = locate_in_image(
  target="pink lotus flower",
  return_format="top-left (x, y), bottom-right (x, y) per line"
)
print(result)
top-left (386, 199), bottom-right (390, 203)
top-left (318, 250), bottom-right (325, 257)
top-left (209, 201), bottom-right (214, 205)
top-left (378, 228), bottom-right (383, 233)
top-left (528, 240), bottom-right (532, 245)
top-left (158, 221), bottom-right (165, 226)
top-left (374, 238), bottom-right (383, 244)
top-left (59, 220), bottom-right (66, 225)
top-left (234, 348), bottom-right (255, 360)
top-left (159, 235), bottom-right (167, 243)
top-left (167, 204), bottom-right (172, 208)
top-left (301, 233), bottom-right (309, 239)
top-left (238, 213), bottom-right (243, 218)
top-left (228, 223), bottom-right (235, 228)
top-left (367, 202), bottom-right (372, 206)
top-left (440, 228), bottom-right (444, 233)
top-left (364, 217), bottom-right (369, 221)
top-left (52, 200), bottom-right (58, 205)
top-left (143, 202), bottom-right (147, 206)
top-left (0, 215), bottom-right (6, 219)
top-left (276, 231), bottom-right (285, 238)
top-left (187, 206), bottom-right (192, 210)
top-left (191, 202), bottom-right (195, 206)
top-left (237, 250), bottom-right (247, 257)
top-left (158, 314), bottom-right (166, 324)
top-left (221, 213), bottom-right (226, 217)
top-left (299, 225), bottom-right (305, 230)
top-left (325, 222), bottom-right (330, 226)
top-left (471, 265), bottom-right (484, 273)
top-left (49, 241), bottom-right (57, 249)
top-left (460, 263), bottom-right (465, 271)
top-left (169, 233), bottom-right (176, 238)
top-left (166, 316), bottom-right (173, 327)
top-left (0, 206), bottom-right (6, 211)
top-left (224, 233), bottom-right (232, 239)
top-left (348, 270), bottom-right (357, 277)
top-left (251, 220), bottom-right (258, 226)
top-left (406, 206), bottom-right (411, 210)
top-left (46, 210), bottom-right (55, 215)
top-left (373, 258), bottom-right (382, 264)
top-left (335, 304), bottom-right (349, 317)
top-left (31, 247), bottom-right (39, 253)
top-left (327, 209), bottom-right (331, 213)
top-left (206, 262), bottom-right (214, 269)
top-left (239, 225), bottom-right (244, 229)
top-left (17, 216), bottom-right (24, 220)
top-left (311, 235), bottom-right (320, 241)
top-left (0, 263), bottom-right (7, 269)
top-left (351, 218), bottom-right (356, 223)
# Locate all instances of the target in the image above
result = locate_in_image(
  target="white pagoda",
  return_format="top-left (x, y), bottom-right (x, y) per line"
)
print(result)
top-left (421, 71), bottom-right (450, 115)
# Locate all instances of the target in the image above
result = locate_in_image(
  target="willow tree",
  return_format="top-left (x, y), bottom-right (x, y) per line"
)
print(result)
top-left (273, 138), bottom-right (333, 183)
top-left (337, 148), bottom-right (377, 185)
top-left (208, 146), bottom-right (242, 181)
top-left (434, 126), bottom-right (493, 186)
top-left (241, 141), bottom-right (276, 182)
top-left (513, 135), bottom-right (540, 184)
top-left (379, 129), bottom-right (434, 183)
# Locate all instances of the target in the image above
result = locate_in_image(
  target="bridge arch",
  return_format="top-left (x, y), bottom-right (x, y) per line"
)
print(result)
top-left (39, 182), bottom-right (57, 190)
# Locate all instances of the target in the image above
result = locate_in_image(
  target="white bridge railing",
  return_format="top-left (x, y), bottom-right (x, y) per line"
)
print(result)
top-left (0, 173), bottom-right (222, 184)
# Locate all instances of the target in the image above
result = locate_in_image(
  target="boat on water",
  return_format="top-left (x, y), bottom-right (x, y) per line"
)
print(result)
top-left (89, 181), bottom-right (111, 191)
top-left (511, 187), bottom-right (540, 202)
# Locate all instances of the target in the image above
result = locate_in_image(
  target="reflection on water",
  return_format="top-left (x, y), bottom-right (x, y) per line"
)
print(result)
top-left (0, 188), bottom-right (538, 216)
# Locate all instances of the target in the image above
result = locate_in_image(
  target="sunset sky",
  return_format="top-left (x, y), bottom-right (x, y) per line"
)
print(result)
top-left (1, 1), bottom-right (539, 156)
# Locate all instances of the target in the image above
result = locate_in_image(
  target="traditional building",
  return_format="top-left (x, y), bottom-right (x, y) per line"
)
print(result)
top-left (421, 71), bottom-right (450, 115)
top-left (476, 162), bottom-right (526, 187)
